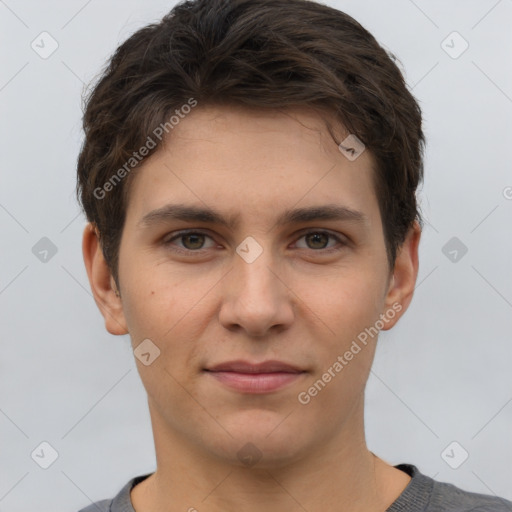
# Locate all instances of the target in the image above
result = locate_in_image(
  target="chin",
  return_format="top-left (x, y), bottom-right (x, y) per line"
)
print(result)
top-left (205, 411), bottom-right (315, 469)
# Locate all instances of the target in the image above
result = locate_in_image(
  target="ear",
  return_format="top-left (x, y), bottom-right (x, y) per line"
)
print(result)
top-left (381, 220), bottom-right (421, 330)
top-left (82, 223), bottom-right (128, 335)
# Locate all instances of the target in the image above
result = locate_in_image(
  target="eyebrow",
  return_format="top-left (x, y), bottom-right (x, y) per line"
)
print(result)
top-left (137, 203), bottom-right (369, 230)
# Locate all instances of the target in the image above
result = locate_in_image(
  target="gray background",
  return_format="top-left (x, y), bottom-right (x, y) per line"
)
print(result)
top-left (1, 0), bottom-right (511, 510)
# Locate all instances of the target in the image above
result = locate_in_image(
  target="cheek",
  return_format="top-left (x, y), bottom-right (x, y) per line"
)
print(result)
top-left (120, 270), bottom-right (216, 367)
top-left (122, 285), bottom-right (186, 342)
top-left (296, 279), bottom-right (381, 416)
top-left (295, 267), bottom-right (385, 341)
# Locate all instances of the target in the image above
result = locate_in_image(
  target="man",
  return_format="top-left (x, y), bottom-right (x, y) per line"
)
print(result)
top-left (76, 0), bottom-right (512, 510)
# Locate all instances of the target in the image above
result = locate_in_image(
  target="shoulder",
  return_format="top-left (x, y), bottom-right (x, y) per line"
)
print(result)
top-left (429, 478), bottom-right (512, 511)
top-left (74, 473), bottom-right (152, 512)
top-left (396, 463), bottom-right (512, 512)
top-left (76, 499), bottom-right (111, 512)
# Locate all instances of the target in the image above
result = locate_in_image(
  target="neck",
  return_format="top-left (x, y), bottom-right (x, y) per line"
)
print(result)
top-left (131, 397), bottom-right (410, 512)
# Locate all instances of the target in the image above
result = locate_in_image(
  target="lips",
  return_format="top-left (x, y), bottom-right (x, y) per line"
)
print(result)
top-left (204, 360), bottom-right (305, 394)
top-left (205, 360), bottom-right (303, 374)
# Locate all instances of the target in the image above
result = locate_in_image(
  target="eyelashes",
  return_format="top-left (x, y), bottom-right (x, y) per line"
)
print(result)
top-left (162, 229), bottom-right (347, 255)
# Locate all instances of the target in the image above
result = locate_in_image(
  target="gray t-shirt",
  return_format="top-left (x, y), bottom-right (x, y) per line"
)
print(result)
top-left (77, 463), bottom-right (512, 511)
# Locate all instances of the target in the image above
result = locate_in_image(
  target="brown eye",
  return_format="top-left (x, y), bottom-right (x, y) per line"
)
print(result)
top-left (163, 231), bottom-right (216, 252)
top-left (181, 233), bottom-right (206, 250)
top-left (295, 231), bottom-right (343, 251)
top-left (305, 232), bottom-right (329, 249)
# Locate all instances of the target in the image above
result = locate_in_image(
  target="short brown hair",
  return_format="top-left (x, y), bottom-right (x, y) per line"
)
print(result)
top-left (76, 0), bottom-right (424, 288)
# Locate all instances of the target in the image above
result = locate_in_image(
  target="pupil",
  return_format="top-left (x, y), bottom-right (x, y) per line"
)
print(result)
top-left (184, 234), bottom-right (204, 249)
top-left (307, 233), bottom-right (328, 249)
top-left (180, 233), bottom-right (329, 250)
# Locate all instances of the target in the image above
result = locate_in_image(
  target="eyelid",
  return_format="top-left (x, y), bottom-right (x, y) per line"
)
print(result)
top-left (162, 228), bottom-right (347, 253)
top-left (293, 227), bottom-right (348, 244)
top-left (162, 229), bottom-right (218, 250)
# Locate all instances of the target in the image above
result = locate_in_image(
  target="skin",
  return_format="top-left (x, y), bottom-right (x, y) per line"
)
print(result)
top-left (83, 104), bottom-right (421, 512)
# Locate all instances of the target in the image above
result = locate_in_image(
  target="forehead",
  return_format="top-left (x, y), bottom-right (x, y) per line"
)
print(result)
top-left (124, 104), bottom-right (380, 229)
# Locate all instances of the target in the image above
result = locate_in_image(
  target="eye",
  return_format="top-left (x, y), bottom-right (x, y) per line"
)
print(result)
top-left (163, 230), bottom-right (216, 252)
top-left (162, 229), bottom-right (346, 255)
top-left (294, 230), bottom-right (345, 252)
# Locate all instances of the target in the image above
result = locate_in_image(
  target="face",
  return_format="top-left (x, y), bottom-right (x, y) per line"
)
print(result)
top-left (85, 104), bottom-right (419, 469)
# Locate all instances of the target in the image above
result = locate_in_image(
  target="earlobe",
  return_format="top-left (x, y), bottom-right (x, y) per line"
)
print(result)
top-left (381, 221), bottom-right (421, 331)
top-left (82, 223), bottom-right (129, 336)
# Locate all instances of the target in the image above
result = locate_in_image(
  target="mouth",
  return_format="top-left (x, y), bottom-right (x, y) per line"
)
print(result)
top-left (204, 360), bottom-right (306, 394)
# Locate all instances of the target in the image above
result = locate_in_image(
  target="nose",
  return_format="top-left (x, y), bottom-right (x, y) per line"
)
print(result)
top-left (218, 244), bottom-right (295, 337)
